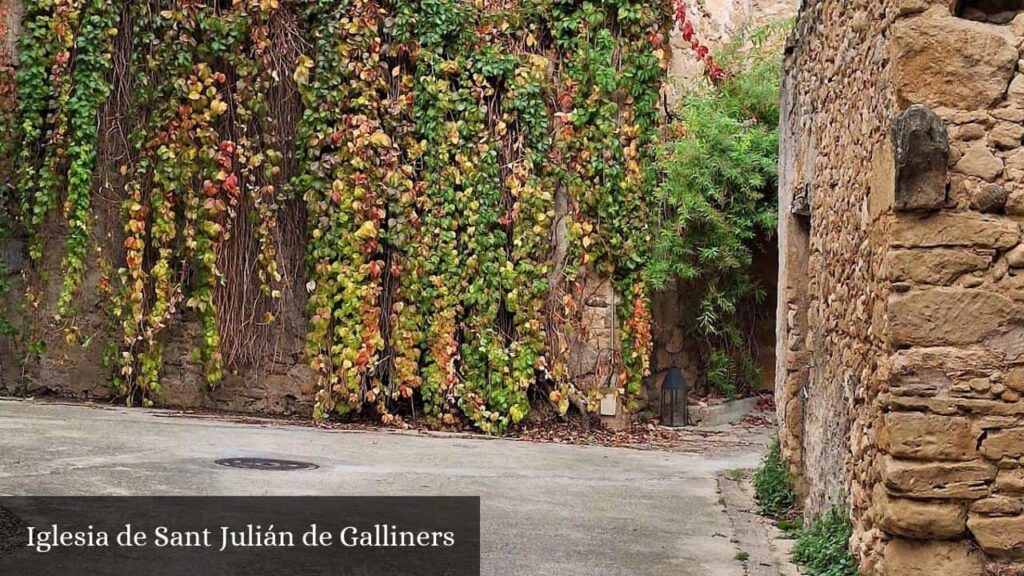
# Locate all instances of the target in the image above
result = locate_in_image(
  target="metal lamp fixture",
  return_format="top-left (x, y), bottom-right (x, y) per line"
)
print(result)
top-left (660, 366), bottom-right (689, 427)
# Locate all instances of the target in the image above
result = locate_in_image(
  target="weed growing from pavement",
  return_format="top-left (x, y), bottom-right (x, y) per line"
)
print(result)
top-left (753, 436), bottom-right (797, 517)
top-left (792, 505), bottom-right (857, 576)
top-left (776, 517), bottom-right (802, 538)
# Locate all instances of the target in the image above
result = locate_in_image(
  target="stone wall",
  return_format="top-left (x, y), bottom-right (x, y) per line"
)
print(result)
top-left (0, 0), bottom-right (650, 418)
top-left (777, 0), bottom-right (896, 528)
top-left (0, 0), bottom-right (800, 416)
top-left (780, 0), bottom-right (1024, 573)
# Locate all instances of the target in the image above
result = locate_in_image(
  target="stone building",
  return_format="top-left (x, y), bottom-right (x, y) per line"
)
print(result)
top-left (778, 0), bottom-right (1024, 573)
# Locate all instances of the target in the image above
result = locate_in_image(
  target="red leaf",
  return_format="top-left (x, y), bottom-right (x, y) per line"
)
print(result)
top-left (223, 173), bottom-right (240, 197)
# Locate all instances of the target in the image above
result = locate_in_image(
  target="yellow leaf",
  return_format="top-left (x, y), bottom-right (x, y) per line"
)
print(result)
top-left (368, 131), bottom-right (392, 147)
top-left (355, 221), bottom-right (377, 239)
top-left (293, 55), bottom-right (313, 85)
top-left (209, 99), bottom-right (228, 116)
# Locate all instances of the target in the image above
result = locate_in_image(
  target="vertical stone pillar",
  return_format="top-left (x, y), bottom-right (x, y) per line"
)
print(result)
top-left (873, 10), bottom-right (1024, 573)
top-left (775, 42), bottom-right (812, 495)
top-left (1, 0), bottom-right (21, 64)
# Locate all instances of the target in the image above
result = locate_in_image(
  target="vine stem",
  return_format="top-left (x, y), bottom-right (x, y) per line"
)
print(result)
top-left (673, 0), bottom-right (727, 83)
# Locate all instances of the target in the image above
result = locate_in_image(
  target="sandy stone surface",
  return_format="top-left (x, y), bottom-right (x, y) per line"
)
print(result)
top-left (780, 0), bottom-right (1024, 572)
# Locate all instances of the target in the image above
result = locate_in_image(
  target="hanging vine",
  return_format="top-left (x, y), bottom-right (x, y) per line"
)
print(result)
top-left (500, 50), bottom-right (555, 423)
top-left (548, 0), bottom-right (667, 409)
top-left (293, 0), bottom-right (395, 420)
top-left (7, 0), bottom-right (671, 434)
top-left (379, 8), bottom-right (426, 424)
top-left (58, 0), bottom-right (120, 315)
top-left (10, 0), bottom-right (55, 224)
top-left (19, 0), bottom-right (79, 263)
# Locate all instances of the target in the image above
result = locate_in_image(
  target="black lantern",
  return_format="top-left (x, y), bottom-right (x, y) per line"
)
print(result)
top-left (660, 366), bottom-right (689, 427)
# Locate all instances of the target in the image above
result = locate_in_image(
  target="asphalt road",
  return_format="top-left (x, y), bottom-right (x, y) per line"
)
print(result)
top-left (0, 399), bottom-right (768, 576)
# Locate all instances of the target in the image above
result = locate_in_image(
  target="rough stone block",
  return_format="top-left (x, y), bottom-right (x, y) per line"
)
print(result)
top-left (990, 121), bottom-right (1024, 150)
top-left (874, 484), bottom-right (966, 538)
top-left (893, 16), bottom-right (1017, 110)
top-left (0, 238), bottom-right (26, 274)
top-left (888, 288), bottom-right (1020, 347)
top-left (870, 141), bottom-right (897, 220)
top-left (691, 397), bottom-right (759, 427)
top-left (885, 394), bottom-right (1024, 418)
top-left (1007, 190), bottom-right (1024, 216)
top-left (1010, 74), bottom-right (1024, 106)
top-left (895, 0), bottom-right (931, 16)
top-left (890, 213), bottom-right (1020, 250)
top-left (971, 496), bottom-right (1024, 517)
top-left (954, 144), bottom-right (1004, 182)
top-left (882, 456), bottom-right (996, 499)
top-left (882, 538), bottom-right (984, 576)
top-left (885, 248), bottom-right (991, 285)
top-left (982, 427), bottom-right (1024, 460)
top-left (881, 412), bottom-right (978, 461)
top-left (970, 184), bottom-right (1008, 214)
top-left (953, 123), bottom-right (985, 142)
top-left (1009, 245), bottom-right (1024, 268)
top-left (967, 514), bottom-right (1024, 558)
top-left (1007, 368), bottom-right (1024, 393)
top-left (891, 105), bottom-right (948, 211)
top-left (891, 347), bottom-right (1002, 389)
top-left (996, 469), bottom-right (1024, 494)
top-left (987, 326), bottom-right (1024, 364)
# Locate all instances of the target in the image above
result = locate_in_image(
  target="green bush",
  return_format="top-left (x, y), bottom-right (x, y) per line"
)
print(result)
top-left (792, 505), bottom-right (858, 576)
top-left (648, 22), bottom-right (788, 396)
top-left (753, 436), bottom-right (797, 517)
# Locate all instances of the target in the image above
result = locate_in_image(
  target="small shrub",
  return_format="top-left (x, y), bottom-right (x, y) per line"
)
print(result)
top-left (734, 551), bottom-right (750, 562)
top-left (753, 436), bottom-right (797, 517)
top-left (648, 22), bottom-right (789, 397)
top-left (792, 505), bottom-right (858, 576)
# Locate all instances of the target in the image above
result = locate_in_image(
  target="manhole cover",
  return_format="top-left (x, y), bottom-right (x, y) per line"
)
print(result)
top-left (215, 458), bottom-right (319, 471)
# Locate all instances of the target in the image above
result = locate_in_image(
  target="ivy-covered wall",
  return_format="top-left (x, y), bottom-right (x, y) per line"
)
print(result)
top-left (0, 0), bottom-right (669, 433)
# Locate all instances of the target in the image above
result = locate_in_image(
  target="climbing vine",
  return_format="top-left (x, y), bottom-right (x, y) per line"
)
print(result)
top-left (6, 0), bottom-right (672, 433)
top-left (113, 1), bottom-right (279, 402)
top-left (674, 0), bottom-right (727, 83)
top-left (548, 0), bottom-right (666, 410)
top-left (293, 0), bottom-right (392, 420)
top-left (59, 0), bottom-right (119, 315)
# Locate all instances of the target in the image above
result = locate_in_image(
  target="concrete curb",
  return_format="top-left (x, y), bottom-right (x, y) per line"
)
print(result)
top-left (718, 471), bottom-right (801, 576)
top-left (689, 397), bottom-right (760, 427)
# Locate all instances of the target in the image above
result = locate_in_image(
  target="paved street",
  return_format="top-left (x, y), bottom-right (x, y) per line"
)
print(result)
top-left (0, 399), bottom-right (769, 576)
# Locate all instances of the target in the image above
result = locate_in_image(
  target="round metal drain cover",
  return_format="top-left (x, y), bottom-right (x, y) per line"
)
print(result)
top-left (215, 457), bottom-right (319, 471)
